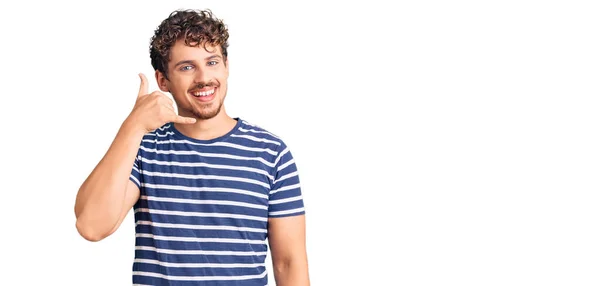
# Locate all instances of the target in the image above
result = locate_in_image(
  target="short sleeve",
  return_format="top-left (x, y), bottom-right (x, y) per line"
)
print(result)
top-left (129, 153), bottom-right (142, 188)
top-left (268, 143), bottom-right (305, 218)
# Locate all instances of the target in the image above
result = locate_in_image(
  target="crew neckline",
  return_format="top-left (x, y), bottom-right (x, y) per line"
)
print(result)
top-left (168, 117), bottom-right (242, 144)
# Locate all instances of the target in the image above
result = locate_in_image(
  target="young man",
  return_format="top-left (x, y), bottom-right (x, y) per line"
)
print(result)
top-left (74, 9), bottom-right (310, 286)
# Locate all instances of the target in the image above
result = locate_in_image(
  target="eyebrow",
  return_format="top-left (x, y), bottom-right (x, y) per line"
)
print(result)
top-left (174, 55), bottom-right (223, 67)
top-left (174, 60), bottom-right (195, 67)
top-left (206, 55), bottom-right (222, 61)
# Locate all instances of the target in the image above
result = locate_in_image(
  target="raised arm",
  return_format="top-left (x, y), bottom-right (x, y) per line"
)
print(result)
top-left (74, 73), bottom-right (196, 241)
top-left (74, 120), bottom-right (145, 241)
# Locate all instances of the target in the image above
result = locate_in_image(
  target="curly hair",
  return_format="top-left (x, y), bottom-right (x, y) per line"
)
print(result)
top-left (150, 9), bottom-right (229, 79)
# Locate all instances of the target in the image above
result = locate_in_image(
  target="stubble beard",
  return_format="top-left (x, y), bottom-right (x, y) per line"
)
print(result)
top-left (191, 100), bottom-right (222, 120)
top-left (185, 81), bottom-right (226, 120)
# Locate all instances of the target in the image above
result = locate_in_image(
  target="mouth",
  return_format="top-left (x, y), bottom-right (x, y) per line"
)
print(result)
top-left (189, 87), bottom-right (216, 102)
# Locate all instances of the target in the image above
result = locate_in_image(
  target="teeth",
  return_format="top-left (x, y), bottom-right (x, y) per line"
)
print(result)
top-left (192, 88), bottom-right (215, 97)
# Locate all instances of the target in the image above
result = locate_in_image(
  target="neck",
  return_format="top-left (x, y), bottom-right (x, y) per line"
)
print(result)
top-left (174, 110), bottom-right (237, 141)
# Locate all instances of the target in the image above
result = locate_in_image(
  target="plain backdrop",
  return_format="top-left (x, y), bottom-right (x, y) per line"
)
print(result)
top-left (1, 0), bottom-right (599, 285)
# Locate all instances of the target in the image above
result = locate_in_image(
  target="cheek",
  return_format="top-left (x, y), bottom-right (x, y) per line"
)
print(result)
top-left (218, 72), bottom-right (228, 84)
top-left (171, 79), bottom-right (191, 92)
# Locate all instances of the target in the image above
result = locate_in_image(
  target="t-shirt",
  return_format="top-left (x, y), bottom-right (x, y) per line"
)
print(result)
top-left (128, 118), bottom-right (305, 285)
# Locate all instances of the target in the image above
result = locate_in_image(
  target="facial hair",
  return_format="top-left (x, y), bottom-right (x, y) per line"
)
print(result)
top-left (188, 81), bottom-right (223, 120)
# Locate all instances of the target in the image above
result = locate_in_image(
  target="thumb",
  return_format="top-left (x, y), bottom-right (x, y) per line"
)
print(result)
top-left (138, 73), bottom-right (148, 98)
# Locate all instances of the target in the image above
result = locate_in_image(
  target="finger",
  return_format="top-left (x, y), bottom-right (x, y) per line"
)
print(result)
top-left (138, 73), bottom-right (148, 98)
top-left (148, 91), bottom-right (174, 105)
top-left (172, 115), bottom-right (197, 124)
top-left (159, 93), bottom-right (175, 105)
top-left (162, 103), bottom-right (175, 112)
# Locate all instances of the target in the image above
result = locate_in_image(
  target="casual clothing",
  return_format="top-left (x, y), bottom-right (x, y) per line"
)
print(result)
top-left (129, 118), bottom-right (305, 285)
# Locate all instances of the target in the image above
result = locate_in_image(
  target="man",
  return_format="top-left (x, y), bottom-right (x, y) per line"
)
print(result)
top-left (74, 9), bottom-right (310, 286)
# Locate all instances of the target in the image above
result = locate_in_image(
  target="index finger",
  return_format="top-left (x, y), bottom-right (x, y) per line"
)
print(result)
top-left (138, 73), bottom-right (148, 97)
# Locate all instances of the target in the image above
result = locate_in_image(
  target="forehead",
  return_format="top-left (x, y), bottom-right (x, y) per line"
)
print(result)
top-left (169, 39), bottom-right (222, 63)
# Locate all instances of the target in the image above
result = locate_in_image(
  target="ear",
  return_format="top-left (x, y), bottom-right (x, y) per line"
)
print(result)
top-left (155, 70), bottom-right (170, 92)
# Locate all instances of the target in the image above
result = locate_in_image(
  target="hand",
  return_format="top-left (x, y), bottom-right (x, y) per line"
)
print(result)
top-left (126, 73), bottom-right (196, 133)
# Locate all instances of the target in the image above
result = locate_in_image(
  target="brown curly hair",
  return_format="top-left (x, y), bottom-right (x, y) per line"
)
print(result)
top-left (150, 9), bottom-right (229, 79)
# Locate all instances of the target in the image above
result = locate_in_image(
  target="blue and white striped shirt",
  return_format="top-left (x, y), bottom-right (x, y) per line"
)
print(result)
top-left (129, 118), bottom-right (305, 285)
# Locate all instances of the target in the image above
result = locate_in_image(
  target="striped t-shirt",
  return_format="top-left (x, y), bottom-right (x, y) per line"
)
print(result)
top-left (128, 118), bottom-right (305, 285)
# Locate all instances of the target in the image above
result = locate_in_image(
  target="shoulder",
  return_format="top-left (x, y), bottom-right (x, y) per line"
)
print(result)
top-left (237, 118), bottom-right (288, 148)
top-left (135, 123), bottom-right (174, 152)
top-left (236, 118), bottom-right (298, 164)
top-left (142, 123), bottom-right (174, 139)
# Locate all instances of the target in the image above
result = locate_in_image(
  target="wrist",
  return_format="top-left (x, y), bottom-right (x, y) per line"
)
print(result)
top-left (121, 116), bottom-right (147, 138)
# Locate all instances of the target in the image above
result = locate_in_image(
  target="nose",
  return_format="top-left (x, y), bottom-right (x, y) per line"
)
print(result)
top-left (193, 67), bottom-right (212, 86)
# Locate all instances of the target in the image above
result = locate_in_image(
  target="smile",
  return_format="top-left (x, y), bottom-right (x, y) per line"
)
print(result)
top-left (190, 87), bottom-right (217, 103)
top-left (191, 88), bottom-right (215, 97)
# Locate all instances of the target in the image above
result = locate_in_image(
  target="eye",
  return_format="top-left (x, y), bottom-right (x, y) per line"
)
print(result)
top-left (179, 65), bottom-right (194, 71)
top-left (208, 61), bottom-right (218, 66)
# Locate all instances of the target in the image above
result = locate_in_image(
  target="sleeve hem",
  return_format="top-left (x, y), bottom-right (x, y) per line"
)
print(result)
top-left (268, 211), bottom-right (305, 219)
top-left (129, 175), bottom-right (141, 188)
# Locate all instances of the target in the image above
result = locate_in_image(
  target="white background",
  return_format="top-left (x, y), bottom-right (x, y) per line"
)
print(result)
top-left (1, 0), bottom-right (599, 285)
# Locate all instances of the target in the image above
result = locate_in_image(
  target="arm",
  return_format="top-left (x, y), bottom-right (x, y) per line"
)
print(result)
top-left (74, 121), bottom-right (145, 241)
top-left (268, 215), bottom-right (310, 286)
top-left (267, 142), bottom-right (310, 285)
top-left (74, 73), bottom-right (196, 242)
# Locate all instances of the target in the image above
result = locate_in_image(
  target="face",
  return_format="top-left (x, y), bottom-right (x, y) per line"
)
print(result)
top-left (156, 39), bottom-right (229, 120)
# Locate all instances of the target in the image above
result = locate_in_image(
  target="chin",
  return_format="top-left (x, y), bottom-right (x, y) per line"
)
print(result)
top-left (192, 108), bottom-right (221, 120)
